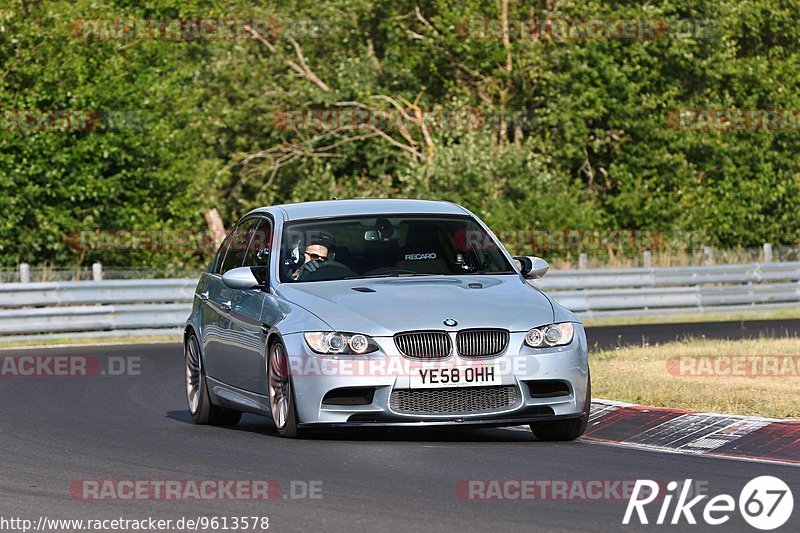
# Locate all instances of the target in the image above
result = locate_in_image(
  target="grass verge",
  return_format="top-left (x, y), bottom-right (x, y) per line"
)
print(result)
top-left (0, 334), bottom-right (181, 349)
top-left (592, 338), bottom-right (800, 419)
top-left (582, 306), bottom-right (800, 327)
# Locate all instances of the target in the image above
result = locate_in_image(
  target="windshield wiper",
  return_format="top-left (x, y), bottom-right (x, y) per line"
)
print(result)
top-left (344, 273), bottom-right (442, 280)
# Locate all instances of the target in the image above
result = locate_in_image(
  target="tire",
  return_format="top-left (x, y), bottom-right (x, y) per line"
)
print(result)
top-left (530, 373), bottom-right (591, 441)
top-left (267, 339), bottom-right (304, 438)
top-left (185, 332), bottom-right (242, 426)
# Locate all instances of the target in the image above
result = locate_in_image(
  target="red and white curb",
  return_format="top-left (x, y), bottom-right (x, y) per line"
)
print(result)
top-left (584, 400), bottom-right (800, 466)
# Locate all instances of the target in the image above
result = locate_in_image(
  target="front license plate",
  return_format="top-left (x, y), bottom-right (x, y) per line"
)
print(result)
top-left (409, 363), bottom-right (502, 389)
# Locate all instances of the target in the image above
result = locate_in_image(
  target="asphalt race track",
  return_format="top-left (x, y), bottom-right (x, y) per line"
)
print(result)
top-left (586, 318), bottom-right (800, 350)
top-left (1, 321), bottom-right (798, 532)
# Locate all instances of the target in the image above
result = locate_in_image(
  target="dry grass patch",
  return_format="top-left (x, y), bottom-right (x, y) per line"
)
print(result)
top-left (582, 307), bottom-right (800, 327)
top-left (0, 334), bottom-right (181, 349)
top-left (592, 337), bottom-right (800, 419)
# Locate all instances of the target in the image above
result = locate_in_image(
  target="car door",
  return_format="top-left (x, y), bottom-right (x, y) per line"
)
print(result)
top-left (198, 227), bottom-right (235, 380)
top-left (221, 216), bottom-right (282, 393)
top-left (202, 218), bottom-right (259, 385)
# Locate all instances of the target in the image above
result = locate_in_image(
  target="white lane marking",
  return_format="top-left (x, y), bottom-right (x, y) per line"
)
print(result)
top-left (579, 401), bottom-right (797, 466)
top-left (582, 437), bottom-right (800, 468)
top-left (591, 400), bottom-right (793, 423)
top-left (626, 413), bottom-right (747, 449)
top-left (678, 419), bottom-right (770, 452)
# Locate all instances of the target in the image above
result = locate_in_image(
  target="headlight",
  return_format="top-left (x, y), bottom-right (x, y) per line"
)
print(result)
top-left (524, 323), bottom-right (574, 348)
top-left (304, 332), bottom-right (380, 355)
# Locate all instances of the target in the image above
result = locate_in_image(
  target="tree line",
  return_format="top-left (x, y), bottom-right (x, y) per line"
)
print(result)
top-left (1, 0), bottom-right (798, 269)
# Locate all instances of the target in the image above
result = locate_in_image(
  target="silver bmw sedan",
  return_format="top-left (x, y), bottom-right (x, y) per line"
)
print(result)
top-left (184, 199), bottom-right (590, 439)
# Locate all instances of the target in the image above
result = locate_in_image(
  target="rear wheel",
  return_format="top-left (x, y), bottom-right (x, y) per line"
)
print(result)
top-left (530, 373), bottom-right (591, 441)
top-left (185, 332), bottom-right (242, 426)
top-left (268, 340), bottom-right (303, 438)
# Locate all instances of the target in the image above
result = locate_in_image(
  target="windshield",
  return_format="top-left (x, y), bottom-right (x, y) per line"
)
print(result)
top-left (279, 215), bottom-right (514, 283)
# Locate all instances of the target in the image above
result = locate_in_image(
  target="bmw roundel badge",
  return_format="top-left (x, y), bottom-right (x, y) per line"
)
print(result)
top-left (443, 318), bottom-right (458, 327)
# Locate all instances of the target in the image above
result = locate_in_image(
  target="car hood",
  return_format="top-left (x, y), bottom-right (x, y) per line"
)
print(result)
top-left (276, 275), bottom-right (556, 336)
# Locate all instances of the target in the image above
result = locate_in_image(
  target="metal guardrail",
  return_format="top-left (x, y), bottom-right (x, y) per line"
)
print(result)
top-left (534, 262), bottom-right (800, 317)
top-left (0, 279), bottom-right (196, 308)
top-left (0, 303), bottom-right (191, 335)
top-left (0, 279), bottom-right (196, 335)
top-left (535, 262), bottom-right (800, 290)
top-left (0, 262), bottom-right (798, 336)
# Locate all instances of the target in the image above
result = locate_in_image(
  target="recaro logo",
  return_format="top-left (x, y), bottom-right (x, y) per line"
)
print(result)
top-left (405, 253), bottom-right (437, 260)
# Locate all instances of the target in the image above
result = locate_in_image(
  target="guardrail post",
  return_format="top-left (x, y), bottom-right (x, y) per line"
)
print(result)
top-left (578, 253), bottom-right (588, 269)
top-left (19, 263), bottom-right (30, 283)
top-left (92, 262), bottom-right (103, 281)
top-left (643, 251), bottom-right (652, 268)
top-left (703, 246), bottom-right (714, 266)
top-left (763, 243), bottom-right (773, 262)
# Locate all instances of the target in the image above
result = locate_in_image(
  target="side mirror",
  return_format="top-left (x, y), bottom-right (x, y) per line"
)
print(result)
top-left (513, 256), bottom-right (549, 279)
top-left (222, 266), bottom-right (262, 290)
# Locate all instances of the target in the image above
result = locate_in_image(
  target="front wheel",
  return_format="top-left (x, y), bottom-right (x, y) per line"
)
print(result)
top-left (530, 373), bottom-right (591, 441)
top-left (268, 340), bottom-right (303, 438)
top-left (185, 332), bottom-right (242, 426)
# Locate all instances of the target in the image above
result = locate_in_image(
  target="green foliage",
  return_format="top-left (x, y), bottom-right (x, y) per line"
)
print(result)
top-left (396, 134), bottom-right (602, 237)
top-left (1, 0), bottom-right (799, 268)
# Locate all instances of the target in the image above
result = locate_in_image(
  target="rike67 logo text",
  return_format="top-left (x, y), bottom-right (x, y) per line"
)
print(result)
top-left (624, 476), bottom-right (793, 530)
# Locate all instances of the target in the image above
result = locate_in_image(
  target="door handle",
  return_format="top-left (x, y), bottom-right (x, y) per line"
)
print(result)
top-left (220, 300), bottom-right (232, 312)
top-left (197, 291), bottom-right (209, 301)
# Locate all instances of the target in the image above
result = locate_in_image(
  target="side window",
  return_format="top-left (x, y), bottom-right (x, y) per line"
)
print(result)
top-left (244, 218), bottom-right (273, 267)
top-left (219, 218), bottom-right (259, 274)
top-left (212, 231), bottom-right (234, 275)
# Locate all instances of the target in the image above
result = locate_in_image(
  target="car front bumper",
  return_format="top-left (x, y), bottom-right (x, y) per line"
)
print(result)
top-left (282, 324), bottom-right (590, 427)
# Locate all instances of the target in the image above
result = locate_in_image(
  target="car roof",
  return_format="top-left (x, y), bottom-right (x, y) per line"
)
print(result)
top-left (249, 198), bottom-right (469, 221)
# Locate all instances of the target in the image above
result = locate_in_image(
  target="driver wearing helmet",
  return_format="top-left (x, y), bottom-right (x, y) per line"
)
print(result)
top-left (292, 231), bottom-right (336, 280)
